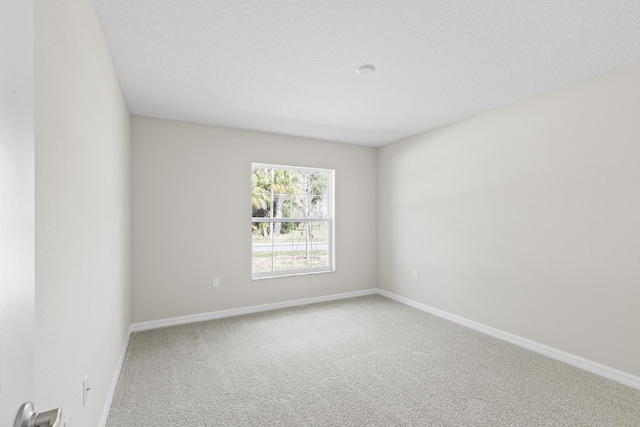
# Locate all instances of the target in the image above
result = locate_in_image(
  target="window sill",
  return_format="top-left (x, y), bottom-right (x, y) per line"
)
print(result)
top-left (252, 268), bottom-right (335, 281)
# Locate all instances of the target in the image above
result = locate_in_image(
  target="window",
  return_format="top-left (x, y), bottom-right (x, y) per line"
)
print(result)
top-left (251, 163), bottom-right (334, 278)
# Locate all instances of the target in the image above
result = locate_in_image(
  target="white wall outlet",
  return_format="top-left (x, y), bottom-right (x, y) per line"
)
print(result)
top-left (212, 277), bottom-right (220, 288)
top-left (82, 375), bottom-right (90, 406)
top-left (412, 270), bottom-right (418, 280)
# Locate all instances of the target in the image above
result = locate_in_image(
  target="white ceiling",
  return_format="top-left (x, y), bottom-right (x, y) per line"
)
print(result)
top-left (93, 0), bottom-right (640, 147)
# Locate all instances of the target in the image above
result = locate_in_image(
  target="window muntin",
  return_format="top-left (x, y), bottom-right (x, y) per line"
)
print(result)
top-left (252, 164), bottom-right (334, 278)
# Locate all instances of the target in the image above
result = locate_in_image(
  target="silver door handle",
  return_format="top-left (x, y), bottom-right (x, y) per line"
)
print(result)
top-left (14, 402), bottom-right (61, 427)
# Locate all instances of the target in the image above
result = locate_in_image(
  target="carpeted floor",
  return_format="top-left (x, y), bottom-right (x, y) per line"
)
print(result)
top-left (106, 295), bottom-right (640, 426)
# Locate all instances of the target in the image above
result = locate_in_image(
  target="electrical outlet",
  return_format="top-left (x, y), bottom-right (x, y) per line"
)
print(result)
top-left (212, 277), bottom-right (220, 288)
top-left (412, 270), bottom-right (418, 280)
top-left (83, 375), bottom-right (90, 406)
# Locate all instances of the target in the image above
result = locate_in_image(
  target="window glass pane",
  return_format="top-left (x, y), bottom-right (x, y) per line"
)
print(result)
top-left (288, 222), bottom-right (329, 269)
top-left (310, 221), bottom-right (328, 244)
top-left (272, 169), bottom-right (294, 196)
top-left (273, 194), bottom-right (292, 218)
top-left (310, 222), bottom-right (329, 268)
top-left (288, 195), bottom-right (306, 218)
top-left (308, 196), bottom-right (327, 218)
top-left (292, 250), bottom-right (312, 270)
top-left (252, 246), bottom-right (272, 273)
top-left (252, 221), bottom-right (271, 244)
top-left (252, 167), bottom-right (272, 219)
top-left (271, 222), bottom-right (294, 271)
top-left (252, 221), bottom-right (273, 273)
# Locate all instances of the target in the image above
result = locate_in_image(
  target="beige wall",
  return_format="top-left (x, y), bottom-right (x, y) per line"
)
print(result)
top-left (35, 0), bottom-right (131, 425)
top-left (378, 63), bottom-right (640, 377)
top-left (131, 116), bottom-right (377, 323)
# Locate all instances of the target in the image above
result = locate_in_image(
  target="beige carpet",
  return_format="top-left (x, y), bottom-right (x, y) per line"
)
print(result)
top-left (106, 295), bottom-right (640, 426)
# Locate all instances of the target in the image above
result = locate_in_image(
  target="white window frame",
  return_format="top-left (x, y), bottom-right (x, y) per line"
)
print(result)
top-left (251, 163), bottom-right (335, 279)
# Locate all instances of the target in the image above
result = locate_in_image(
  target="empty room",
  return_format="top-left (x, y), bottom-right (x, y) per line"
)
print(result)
top-left (2, 0), bottom-right (640, 426)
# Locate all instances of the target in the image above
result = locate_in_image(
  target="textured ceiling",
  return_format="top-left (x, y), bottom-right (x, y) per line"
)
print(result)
top-left (93, 0), bottom-right (640, 146)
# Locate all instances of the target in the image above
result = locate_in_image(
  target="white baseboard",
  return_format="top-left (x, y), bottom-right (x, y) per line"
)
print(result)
top-left (102, 286), bottom-right (639, 425)
top-left (377, 288), bottom-right (640, 390)
top-left (99, 326), bottom-right (132, 427)
top-left (130, 288), bottom-right (378, 332)
top-left (102, 289), bottom-right (377, 424)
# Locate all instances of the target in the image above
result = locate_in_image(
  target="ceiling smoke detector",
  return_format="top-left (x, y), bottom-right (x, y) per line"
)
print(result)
top-left (356, 64), bottom-right (375, 75)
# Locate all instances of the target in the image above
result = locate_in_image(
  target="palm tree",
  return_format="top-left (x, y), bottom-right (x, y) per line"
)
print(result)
top-left (252, 167), bottom-right (271, 235)
top-left (252, 168), bottom-right (270, 212)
